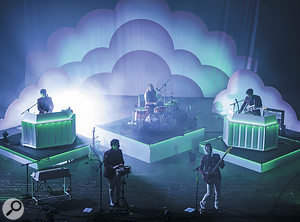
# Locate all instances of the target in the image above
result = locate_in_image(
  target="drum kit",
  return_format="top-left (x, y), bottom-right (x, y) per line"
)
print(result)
top-left (128, 80), bottom-right (197, 132)
top-left (132, 98), bottom-right (180, 132)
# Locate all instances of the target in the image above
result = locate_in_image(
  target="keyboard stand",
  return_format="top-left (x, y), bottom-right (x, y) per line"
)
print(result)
top-left (31, 168), bottom-right (72, 205)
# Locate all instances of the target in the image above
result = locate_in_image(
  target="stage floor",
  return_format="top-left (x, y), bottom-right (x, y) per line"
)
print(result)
top-left (97, 118), bottom-right (204, 144)
top-left (199, 135), bottom-right (300, 173)
top-left (0, 127), bottom-right (91, 170)
top-left (95, 118), bottom-right (205, 163)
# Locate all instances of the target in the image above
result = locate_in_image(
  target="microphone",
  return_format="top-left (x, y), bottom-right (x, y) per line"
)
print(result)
top-left (156, 88), bottom-right (161, 92)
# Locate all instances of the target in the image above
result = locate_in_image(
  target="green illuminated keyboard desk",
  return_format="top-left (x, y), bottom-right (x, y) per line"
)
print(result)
top-left (223, 113), bottom-right (278, 151)
top-left (21, 108), bottom-right (76, 149)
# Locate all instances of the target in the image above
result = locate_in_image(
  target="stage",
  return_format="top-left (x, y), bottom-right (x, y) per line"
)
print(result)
top-left (199, 135), bottom-right (300, 173)
top-left (95, 118), bottom-right (205, 163)
top-left (2, 115), bottom-right (300, 172)
top-left (0, 126), bottom-right (91, 170)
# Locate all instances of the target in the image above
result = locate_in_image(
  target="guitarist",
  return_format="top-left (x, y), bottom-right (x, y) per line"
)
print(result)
top-left (199, 143), bottom-right (225, 211)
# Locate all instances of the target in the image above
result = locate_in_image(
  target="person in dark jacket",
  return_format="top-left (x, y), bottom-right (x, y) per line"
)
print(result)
top-left (238, 88), bottom-right (262, 116)
top-left (199, 143), bottom-right (225, 211)
top-left (103, 139), bottom-right (124, 208)
top-left (37, 89), bottom-right (54, 114)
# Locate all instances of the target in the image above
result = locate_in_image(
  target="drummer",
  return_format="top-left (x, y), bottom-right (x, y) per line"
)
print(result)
top-left (144, 83), bottom-right (158, 110)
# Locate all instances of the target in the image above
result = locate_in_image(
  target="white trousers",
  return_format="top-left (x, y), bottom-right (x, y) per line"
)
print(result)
top-left (200, 179), bottom-right (221, 209)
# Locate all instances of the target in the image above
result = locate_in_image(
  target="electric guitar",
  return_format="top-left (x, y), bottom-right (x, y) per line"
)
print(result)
top-left (202, 147), bottom-right (232, 184)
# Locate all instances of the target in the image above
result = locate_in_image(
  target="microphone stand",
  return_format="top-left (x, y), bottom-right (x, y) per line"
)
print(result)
top-left (96, 160), bottom-right (104, 212)
top-left (21, 103), bottom-right (37, 115)
top-left (89, 127), bottom-right (105, 214)
top-left (157, 79), bottom-right (170, 105)
top-left (192, 166), bottom-right (200, 215)
top-left (21, 159), bottom-right (40, 199)
top-left (230, 99), bottom-right (243, 113)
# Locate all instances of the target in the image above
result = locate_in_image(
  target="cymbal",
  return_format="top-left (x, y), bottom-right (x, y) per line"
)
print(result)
top-left (164, 99), bottom-right (178, 105)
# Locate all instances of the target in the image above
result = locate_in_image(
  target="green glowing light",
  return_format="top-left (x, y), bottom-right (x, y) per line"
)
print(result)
top-left (0, 145), bottom-right (36, 162)
top-left (226, 118), bottom-right (278, 150)
top-left (0, 197), bottom-right (24, 200)
top-left (22, 119), bottom-right (72, 125)
top-left (184, 128), bottom-right (205, 136)
top-left (22, 114), bottom-right (76, 149)
top-left (22, 110), bottom-right (75, 124)
top-left (113, 134), bottom-right (148, 146)
top-left (44, 145), bottom-right (89, 160)
top-left (200, 136), bottom-right (300, 173)
top-left (152, 128), bottom-right (204, 146)
top-left (229, 120), bottom-right (278, 127)
top-left (226, 114), bottom-right (278, 127)
top-left (199, 142), bottom-right (261, 164)
top-left (278, 136), bottom-right (300, 143)
top-left (263, 148), bottom-right (300, 167)
top-left (1, 141), bottom-right (90, 170)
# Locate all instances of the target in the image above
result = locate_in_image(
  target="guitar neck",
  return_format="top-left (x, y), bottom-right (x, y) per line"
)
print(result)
top-left (211, 159), bottom-right (222, 174)
top-left (211, 149), bottom-right (231, 173)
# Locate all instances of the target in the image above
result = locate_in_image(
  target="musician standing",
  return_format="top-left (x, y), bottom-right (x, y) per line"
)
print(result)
top-left (103, 139), bottom-right (125, 209)
top-left (37, 89), bottom-right (54, 114)
top-left (199, 143), bottom-right (225, 211)
top-left (238, 88), bottom-right (262, 116)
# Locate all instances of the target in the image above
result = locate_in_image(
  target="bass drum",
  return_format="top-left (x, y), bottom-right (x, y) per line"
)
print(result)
top-left (154, 106), bottom-right (167, 114)
top-left (134, 108), bottom-right (148, 122)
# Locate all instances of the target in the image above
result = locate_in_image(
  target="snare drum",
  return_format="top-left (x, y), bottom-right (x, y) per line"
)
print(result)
top-left (154, 106), bottom-right (166, 114)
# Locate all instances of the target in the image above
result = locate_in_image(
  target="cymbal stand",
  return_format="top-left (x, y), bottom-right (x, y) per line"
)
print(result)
top-left (157, 79), bottom-right (170, 105)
